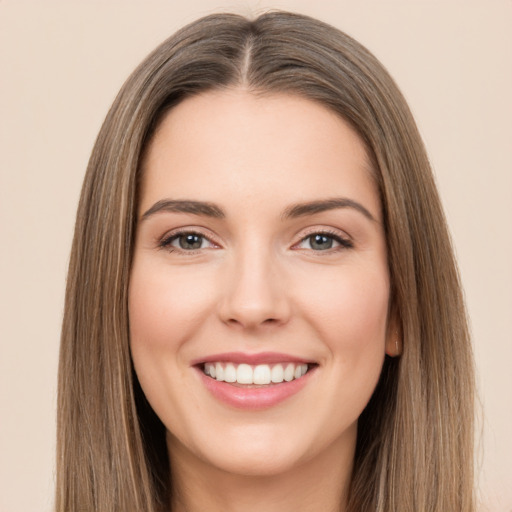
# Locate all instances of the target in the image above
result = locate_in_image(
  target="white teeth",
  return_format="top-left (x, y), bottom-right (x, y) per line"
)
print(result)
top-left (205, 363), bottom-right (216, 378)
top-left (215, 362), bottom-right (224, 381)
top-left (293, 364), bottom-right (308, 378)
top-left (224, 363), bottom-right (237, 383)
top-left (284, 363), bottom-right (295, 382)
top-left (253, 365), bottom-right (271, 385)
top-left (237, 364), bottom-right (253, 384)
top-left (271, 364), bottom-right (284, 383)
top-left (203, 362), bottom-right (311, 385)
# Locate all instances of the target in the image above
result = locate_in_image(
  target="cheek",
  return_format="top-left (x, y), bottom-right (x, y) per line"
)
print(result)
top-left (128, 262), bottom-right (215, 413)
top-left (128, 261), bottom-right (215, 420)
top-left (129, 262), bottom-right (215, 353)
top-left (300, 264), bottom-right (390, 423)
top-left (295, 262), bottom-right (390, 357)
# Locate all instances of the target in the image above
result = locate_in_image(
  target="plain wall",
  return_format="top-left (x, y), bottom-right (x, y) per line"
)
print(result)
top-left (1, 1), bottom-right (511, 510)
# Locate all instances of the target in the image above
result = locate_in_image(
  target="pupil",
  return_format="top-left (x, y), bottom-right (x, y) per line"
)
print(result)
top-left (179, 234), bottom-right (202, 250)
top-left (311, 234), bottom-right (332, 250)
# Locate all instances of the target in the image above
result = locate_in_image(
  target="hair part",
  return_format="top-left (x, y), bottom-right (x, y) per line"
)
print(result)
top-left (57, 11), bottom-right (474, 512)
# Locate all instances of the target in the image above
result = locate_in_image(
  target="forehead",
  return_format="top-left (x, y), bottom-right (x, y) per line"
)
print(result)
top-left (140, 89), bottom-right (380, 221)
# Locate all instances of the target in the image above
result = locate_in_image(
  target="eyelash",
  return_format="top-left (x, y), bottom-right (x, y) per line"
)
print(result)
top-left (157, 229), bottom-right (353, 254)
top-left (294, 229), bottom-right (354, 252)
top-left (158, 229), bottom-right (218, 254)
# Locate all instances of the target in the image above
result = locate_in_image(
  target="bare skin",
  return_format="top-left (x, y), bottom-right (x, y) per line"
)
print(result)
top-left (169, 428), bottom-right (352, 512)
top-left (129, 89), bottom-right (395, 512)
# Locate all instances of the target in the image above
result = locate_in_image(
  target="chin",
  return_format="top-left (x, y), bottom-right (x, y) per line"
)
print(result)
top-left (204, 444), bottom-right (309, 478)
top-left (168, 417), bottom-right (357, 480)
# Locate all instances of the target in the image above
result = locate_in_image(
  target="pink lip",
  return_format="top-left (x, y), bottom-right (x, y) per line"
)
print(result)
top-left (194, 362), bottom-right (317, 411)
top-left (190, 351), bottom-right (312, 366)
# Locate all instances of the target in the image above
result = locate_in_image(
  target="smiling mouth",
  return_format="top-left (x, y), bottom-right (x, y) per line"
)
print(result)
top-left (202, 362), bottom-right (314, 386)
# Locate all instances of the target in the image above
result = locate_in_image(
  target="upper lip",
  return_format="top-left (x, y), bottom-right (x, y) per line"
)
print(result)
top-left (190, 352), bottom-right (315, 366)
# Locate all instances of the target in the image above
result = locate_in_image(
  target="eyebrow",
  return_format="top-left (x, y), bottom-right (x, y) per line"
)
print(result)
top-left (282, 198), bottom-right (376, 222)
top-left (141, 199), bottom-right (225, 220)
top-left (141, 197), bottom-right (376, 223)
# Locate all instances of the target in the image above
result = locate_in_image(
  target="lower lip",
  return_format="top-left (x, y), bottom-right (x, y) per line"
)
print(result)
top-left (196, 367), bottom-right (315, 410)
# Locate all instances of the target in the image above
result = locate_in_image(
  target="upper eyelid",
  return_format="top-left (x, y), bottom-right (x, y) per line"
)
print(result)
top-left (159, 227), bottom-right (219, 244)
top-left (293, 232), bottom-right (352, 249)
top-left (294, 225), bottom-right (352, 242)
top-left (291, 226), bottom-right (354, 252)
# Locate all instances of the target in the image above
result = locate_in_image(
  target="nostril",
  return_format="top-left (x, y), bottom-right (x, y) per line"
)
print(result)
top-left (224, 316), bottom-right (282, 329)
top-left (217, 276), bottom-right (292, 328)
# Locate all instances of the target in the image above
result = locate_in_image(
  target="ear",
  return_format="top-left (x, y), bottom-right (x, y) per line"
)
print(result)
top-left (385, 306), bottom-right (402, 357)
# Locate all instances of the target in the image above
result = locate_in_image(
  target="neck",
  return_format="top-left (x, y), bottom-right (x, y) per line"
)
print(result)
top-left (168, 430), bottom-right (355, 512)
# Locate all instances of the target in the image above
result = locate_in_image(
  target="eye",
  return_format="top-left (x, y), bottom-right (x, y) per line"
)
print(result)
top-left (296, 232), bottom-right (353, 251)
top-left (174, 233), bottom-right (205, 250)
top-left (159, 231), bottom-right (216, 252)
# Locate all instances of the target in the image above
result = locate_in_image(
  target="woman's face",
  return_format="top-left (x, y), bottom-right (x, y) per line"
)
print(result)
top-left (129, 89), bottom-right (394, 477)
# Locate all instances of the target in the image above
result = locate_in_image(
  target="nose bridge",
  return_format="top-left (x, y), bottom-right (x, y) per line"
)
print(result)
top-left (219, 236), bottom-right (290, 328)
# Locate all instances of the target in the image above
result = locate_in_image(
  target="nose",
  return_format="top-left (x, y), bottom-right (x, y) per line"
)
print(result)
top-left (218, 246), bottom-right (291, 330)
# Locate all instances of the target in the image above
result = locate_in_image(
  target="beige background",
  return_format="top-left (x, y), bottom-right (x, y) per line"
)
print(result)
top-left (1, 1), bottom-right (511, 511)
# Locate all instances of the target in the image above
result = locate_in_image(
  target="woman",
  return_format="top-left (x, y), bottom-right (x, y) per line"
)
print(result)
top-left (56, 11), bottom-right (475, 512)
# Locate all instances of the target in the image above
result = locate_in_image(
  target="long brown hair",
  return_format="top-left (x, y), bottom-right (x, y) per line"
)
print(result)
top-left (57, 11), bottom-right (474, 512)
